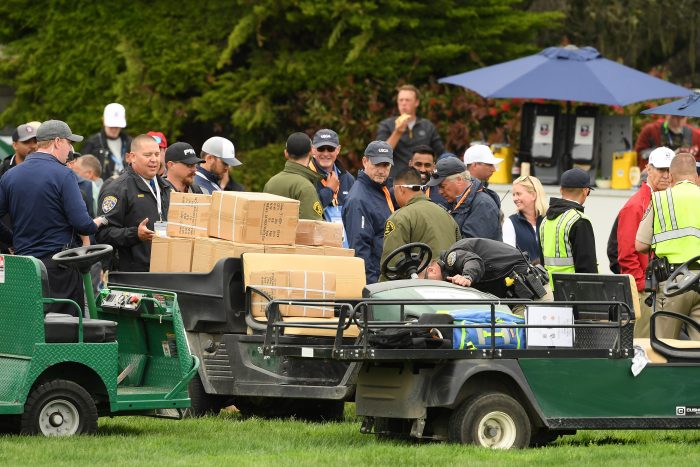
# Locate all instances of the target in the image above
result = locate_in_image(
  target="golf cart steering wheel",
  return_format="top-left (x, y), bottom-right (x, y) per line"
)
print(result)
top-left (663, 255), bottom-right (700, 297)
top-left (380, 242), bottom-right (432, 281)
top-left (52, 244), bottom-right (114, 274)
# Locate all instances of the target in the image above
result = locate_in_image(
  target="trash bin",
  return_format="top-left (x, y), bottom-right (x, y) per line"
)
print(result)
top-left (611, 151), bottom-right (637, 190)
top-left (490, 145), bottom-right (513, 184)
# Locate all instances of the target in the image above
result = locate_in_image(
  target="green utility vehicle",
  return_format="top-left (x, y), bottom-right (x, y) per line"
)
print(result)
top-left (264, 246), bottom-right (700, 448)
top-left (0, 245), bottom-right (198, 436)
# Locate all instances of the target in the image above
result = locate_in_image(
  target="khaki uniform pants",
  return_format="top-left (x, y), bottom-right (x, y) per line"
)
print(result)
top-left (651, 281), bottom-right (700, 340)
top-left (633, 292), bottom-right (652, 339)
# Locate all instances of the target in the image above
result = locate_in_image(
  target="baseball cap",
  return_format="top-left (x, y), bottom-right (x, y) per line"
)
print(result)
top-left (202, 136), bottom-right (241, 167)
top-left (363, 140), bottom-right (394, 165)
top-left (285, 132), bottom-right (312, 158)
top-left (12, 124), bottom-right (37, 142)
top-left (427, 157), bottom-right (467, 186)
top-left (648, 146), bottom-right (675, 169)
top-left (166, 142), bottom-right (205, 165)
top-left (36, 120), bottom-right (84, 143)
top-left (312, 129), bottom-right (339, 148)
top-left (147, 131), bottom-right (168, 149)
top-left (560, 168), bottom-right (594, 190)
top-left (103, 103), bottom-right (127, 128)
top-left (463, 144), bottom-right (503, 165)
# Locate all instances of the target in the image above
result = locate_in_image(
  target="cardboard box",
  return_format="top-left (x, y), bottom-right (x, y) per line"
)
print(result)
top-left (191, 237), bottom-right (264, 273)
top-left (208, 191), bottom-right (299, 245)
top-left (150, 237), bottom-right (194, 272)
top-left (263, 244), bottom-right (298, 255)
top-left (166, 193), bottom-right (212, 238)
top-left (323, 246), bottom-right (355, 257)
top-left (294, 245), bottom-right (325, 256)
top-left (295, 220), bottom-right (344, 247)
top-left (248, 270), bottom-right (336, 318)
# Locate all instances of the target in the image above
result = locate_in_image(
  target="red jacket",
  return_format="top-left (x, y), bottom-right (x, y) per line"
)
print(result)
top-left (616, 183), bottom-right (651, 291)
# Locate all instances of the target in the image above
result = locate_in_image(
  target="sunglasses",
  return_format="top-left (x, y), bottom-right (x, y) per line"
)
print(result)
top-left (315, 146), bottom-right (336, 152)
top-left (396, 184), bottom-right (423, 191)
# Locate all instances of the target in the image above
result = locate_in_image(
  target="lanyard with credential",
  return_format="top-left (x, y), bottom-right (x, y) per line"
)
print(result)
top-left (382, 186), bottom-right (395, 214)
top-left (309, 162), bottom-right (339, 207)
top-left (449, 186), bottom-right (473, 214)
top-left (144, 178), bottom-right (163, 221)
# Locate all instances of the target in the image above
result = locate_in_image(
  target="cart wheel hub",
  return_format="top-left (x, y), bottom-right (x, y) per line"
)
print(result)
top-left (477, 411), bottom-right (517, 449)
top-left (49, 412), bottom-right (64, 427)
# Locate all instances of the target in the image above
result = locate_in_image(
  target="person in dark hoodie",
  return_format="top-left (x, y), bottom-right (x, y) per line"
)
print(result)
top-left (81, 103), bottom-right (132, 180)
top-left (538, 168), bottom-right (597, 287)
top-left (426, 157), bottom-right (502, 241)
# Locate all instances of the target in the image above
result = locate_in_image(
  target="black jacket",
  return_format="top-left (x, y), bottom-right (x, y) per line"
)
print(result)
top-left (95, 166), bottom-right (170, 272)
top-left (81, 129), bottom-right (132, 180)
top-left (541, 197), bottom-right (597, 273)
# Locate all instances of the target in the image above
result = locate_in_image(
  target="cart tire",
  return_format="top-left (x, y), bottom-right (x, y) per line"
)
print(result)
top-left (449, 392), bottom-right (530, 449)
top-left (184, 374), bottom-right (225, 417)
top-left (21, 380), bottom-right (98, 436)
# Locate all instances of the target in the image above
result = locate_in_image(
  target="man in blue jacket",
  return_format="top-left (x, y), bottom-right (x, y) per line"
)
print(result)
top-left (427, 157), bottom-right (502, 241)
top-left (309, 129), bottom-right (355, 210)
top-left (0, 120), bottom-right (106, 315)
top-left (343, 141), bottom-right (396, 284)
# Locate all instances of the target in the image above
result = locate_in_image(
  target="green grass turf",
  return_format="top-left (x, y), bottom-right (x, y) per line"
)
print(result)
top-left (2, 406), bottom-right (700, 466)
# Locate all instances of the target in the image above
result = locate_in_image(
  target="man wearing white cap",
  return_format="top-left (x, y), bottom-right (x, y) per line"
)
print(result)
top-left (195, 136), bottom-right (242, 195)
top-left (81, 103), bottom-right (132, 180)
top-left (616, 146), bottom-right (675, 338)
top-left (463, 144), bottom-right (503, 185)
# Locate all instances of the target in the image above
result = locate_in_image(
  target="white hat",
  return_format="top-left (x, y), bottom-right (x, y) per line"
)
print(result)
top-left (463, 144), bottom-right (503, 165)
top-left (201, 136), bottom-right (241, 167)
top-left (648, 146), bottom-right (675, 168)
top-left (103, 103), bottom-right (126, 128)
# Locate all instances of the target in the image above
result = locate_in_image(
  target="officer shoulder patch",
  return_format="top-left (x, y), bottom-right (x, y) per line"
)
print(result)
top-left (384, 220), bottom-right (395, 237)
top-left (102, 195), bottom-right (118, 213)
top-left (446, 251), bottom-right (457, 267)
top-left (313, 201), bottom-right (323, 217)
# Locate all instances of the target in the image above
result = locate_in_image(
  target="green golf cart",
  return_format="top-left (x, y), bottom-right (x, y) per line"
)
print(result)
top-left (0, 245), bottom-right (198, 436)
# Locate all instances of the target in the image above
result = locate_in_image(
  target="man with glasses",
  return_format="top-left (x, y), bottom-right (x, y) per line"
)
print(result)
top-left (96, 134), bottom-right (171, 272)
top-left (309, 129), bottom-right (355, 211)
top-left (379, 168), bottom-right (460, 281)
top-left (0, 120), bottom-right (106, 315)
top-left (539, 168), bottom-right (597, 287)
top-left (426, 157), bottom-right (502, 241)
top-left (164, 142), bottom-right (204, 193)
top-left (616, 147), bottom-right (674, 338)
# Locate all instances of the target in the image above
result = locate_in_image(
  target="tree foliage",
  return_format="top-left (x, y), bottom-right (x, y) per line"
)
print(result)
top-left (0, 1), bottom-right (560, 190)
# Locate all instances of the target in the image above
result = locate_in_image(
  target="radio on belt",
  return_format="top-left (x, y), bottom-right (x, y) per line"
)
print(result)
top-left (100, 290), bottom-right (144, 312)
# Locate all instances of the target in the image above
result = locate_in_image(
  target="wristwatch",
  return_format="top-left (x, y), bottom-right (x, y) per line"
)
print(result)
top-left (97, 216), bottom-right (109, 227)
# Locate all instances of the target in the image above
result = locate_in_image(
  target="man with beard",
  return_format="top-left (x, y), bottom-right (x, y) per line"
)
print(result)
top-left (164, 142), bottom-right (204, 193)
top-left (409, 144), bottom-right (449, 208)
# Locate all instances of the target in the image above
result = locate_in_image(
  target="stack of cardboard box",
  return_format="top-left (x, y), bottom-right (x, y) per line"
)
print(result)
top-left (150, 191), bottom-right (355, 272)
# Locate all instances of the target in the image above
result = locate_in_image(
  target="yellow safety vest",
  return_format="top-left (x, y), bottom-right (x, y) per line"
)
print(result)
top-left (651, 180), bottom-right (700, 264)
top-left (539, 208), bottom-right (588, 287)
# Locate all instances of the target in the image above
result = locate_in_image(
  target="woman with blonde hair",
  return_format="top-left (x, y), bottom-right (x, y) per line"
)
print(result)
top-left (502, 175), bottom-right (548, 264)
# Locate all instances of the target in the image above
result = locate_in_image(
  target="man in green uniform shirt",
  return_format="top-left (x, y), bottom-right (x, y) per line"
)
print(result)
top-left (264, 132), bottom-right (324, 220)
top-left (380, 168), bottom-right (460, 281)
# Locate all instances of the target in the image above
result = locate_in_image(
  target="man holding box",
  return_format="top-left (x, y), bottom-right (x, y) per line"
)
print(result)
top-left (264, 132), bottom-right (324, 220)
top-left (96, 134), bottom-right (171, 272)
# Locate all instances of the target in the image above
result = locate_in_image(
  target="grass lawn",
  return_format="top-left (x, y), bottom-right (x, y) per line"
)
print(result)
top-left (2, 406), bottom-right (700, 466)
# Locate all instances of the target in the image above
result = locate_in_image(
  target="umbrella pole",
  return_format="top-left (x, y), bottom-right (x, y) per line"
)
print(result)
top-left (564, 100), bottom-right (572, 171)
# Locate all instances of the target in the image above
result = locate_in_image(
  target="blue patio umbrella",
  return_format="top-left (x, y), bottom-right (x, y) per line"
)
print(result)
top-left (439, 46), bottom-right (691, 106)
top-left (641, 92), bottom-right (700, 117)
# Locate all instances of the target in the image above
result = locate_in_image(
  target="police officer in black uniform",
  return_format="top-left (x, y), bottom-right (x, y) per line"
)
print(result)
top-left (422, 238), bottom-right (549, 300)
top-left (96, 134), bottom-right (170, 272)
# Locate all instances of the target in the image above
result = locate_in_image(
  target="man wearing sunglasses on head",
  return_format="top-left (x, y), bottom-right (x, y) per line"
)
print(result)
top-left (379, 168), bottom-right (460, 281)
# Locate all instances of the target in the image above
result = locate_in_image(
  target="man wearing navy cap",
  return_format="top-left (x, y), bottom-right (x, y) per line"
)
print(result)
top-left (264, 132), bottom-right (323, 220)
top-left (0, 124), bottom-right (38, 178)
top-left (427, 157), bottom-right (502, 241)
top-left (343, 140), bottom-right (397, 283)
top-left (539, 168), bottom-right (597, 286)
top-left (0, 120), bottom-right (106, 315)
